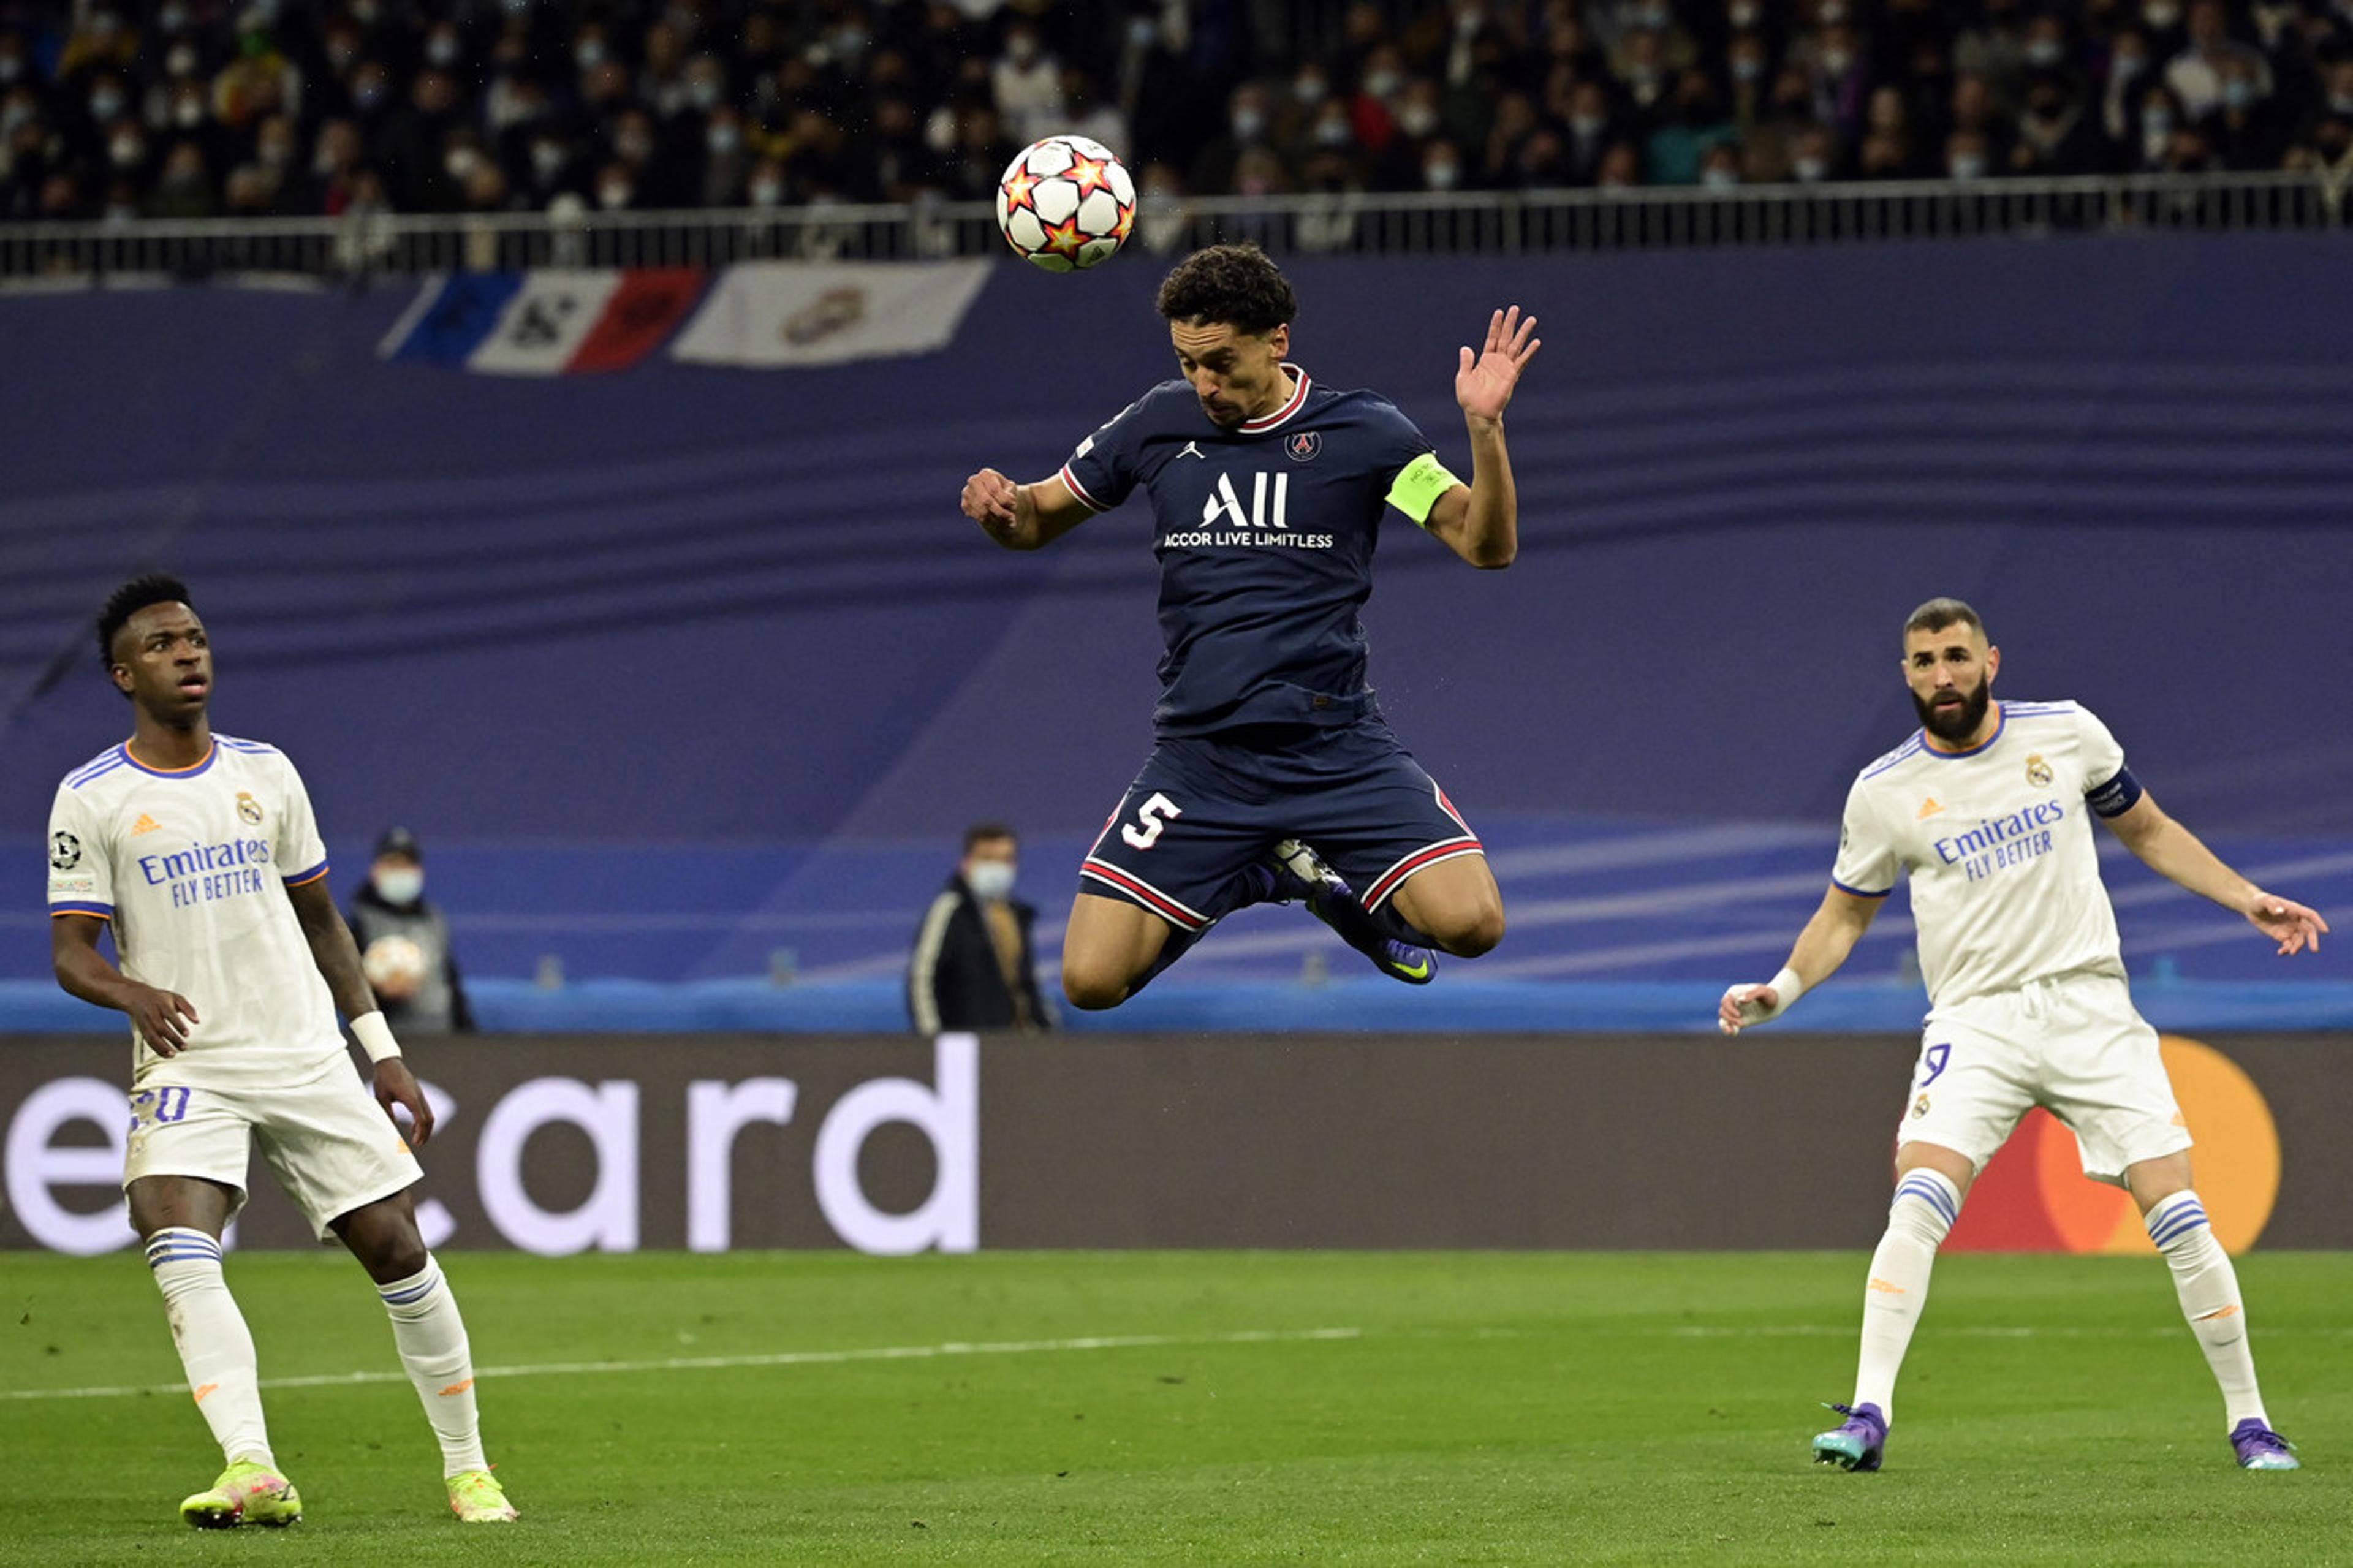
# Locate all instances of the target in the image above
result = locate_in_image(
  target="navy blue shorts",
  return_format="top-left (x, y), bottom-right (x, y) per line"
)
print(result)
top-left (1078, 721), bottom-right (1485, 933)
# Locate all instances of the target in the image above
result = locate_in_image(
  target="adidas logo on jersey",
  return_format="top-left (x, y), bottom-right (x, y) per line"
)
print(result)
top-left (1917, 798), bottom-right (1945, 819)
top-left (131, 812), bottom-right (163, 836)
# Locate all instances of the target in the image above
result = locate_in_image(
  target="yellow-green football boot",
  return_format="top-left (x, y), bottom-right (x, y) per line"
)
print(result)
top-left (180, 1458), bottom-right (301, 1528)
top-left (446, 1469), bottom-right (518, 1522)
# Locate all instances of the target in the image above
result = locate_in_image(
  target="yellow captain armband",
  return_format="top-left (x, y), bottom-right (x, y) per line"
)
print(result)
top-left (1384, 452), bottom-right (1464, 528)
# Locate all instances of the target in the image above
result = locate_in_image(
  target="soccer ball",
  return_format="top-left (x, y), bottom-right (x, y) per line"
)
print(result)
top-left (363, 934), bottom-right (428, 999)
top-left (996, 135), bottom-right (1136, 273)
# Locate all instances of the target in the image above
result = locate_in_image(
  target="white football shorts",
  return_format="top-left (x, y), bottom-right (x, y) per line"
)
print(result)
top-left (1896, 969), bottom-right (2191, 1186)
top-left (123, 1054), bottom-right (423, 1240)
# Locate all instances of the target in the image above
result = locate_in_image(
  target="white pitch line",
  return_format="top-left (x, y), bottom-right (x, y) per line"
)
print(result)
top-left (1, 1326), bottom-right (1363, 1403)
top-left (1663, 1324), bottom-right (2353, 1339)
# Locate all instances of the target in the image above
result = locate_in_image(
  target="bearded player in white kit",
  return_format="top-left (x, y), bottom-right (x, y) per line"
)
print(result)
top-left (1720, 598), bottom-right (2325, 1474)
top-left (46, 577), bottom-right (517, 1528)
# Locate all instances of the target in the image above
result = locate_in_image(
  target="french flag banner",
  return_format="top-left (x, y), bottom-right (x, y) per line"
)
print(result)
top-left (380, 268), bottom-right (706, 374)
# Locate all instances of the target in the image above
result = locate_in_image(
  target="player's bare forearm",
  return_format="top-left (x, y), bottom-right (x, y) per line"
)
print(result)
top-left (51, 918), bottom-right (137, 1012)
top-left (2112, 804), bottom-right (2254, 910)
top-left (1422, 421), bottom-right (1518, 569)
top-left (962, 468), bottom-right (1091, 551)
top-left (286, 876), bottom-right (379, 1020)
top-left (1458, 417), bottom-right (1518, 567)
top-left (1721, 887), bottom-right (1881, 1032)
top-left (2105, 792), bottom-right (2328, 954)
top-left (51, 913), bottom-right (199, 1051)
top-left (1784, 888), bottom-right (1881, 990)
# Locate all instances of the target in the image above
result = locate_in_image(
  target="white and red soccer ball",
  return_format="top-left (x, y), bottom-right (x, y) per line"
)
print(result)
top-left (996, 134), bottom-right (1136, 273)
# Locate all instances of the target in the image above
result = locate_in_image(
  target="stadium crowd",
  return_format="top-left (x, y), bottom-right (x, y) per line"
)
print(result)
top-left (2, 0), bottom-right (2351, 225)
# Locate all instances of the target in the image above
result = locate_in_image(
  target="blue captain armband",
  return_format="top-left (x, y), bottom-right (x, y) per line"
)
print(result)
top-left (2085, 767), bottom-right (2144, 818)
top-left (1384, 452), bottom-right (1464, 528)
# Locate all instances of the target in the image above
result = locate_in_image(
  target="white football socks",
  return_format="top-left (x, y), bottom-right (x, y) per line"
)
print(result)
top-left (377, 1256), bottom-right (489, 1477)
top-left (2145, 1190), bottom-right (2268, 1430)
top-left (1852, 1168), bottom-right (1963, 1423)
top-left (145, 1229), bottom-right (275, 1469)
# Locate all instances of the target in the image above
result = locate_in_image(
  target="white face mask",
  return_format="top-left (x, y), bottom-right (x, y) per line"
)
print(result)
top-left (375, 868), bottom-right (425, 904)
top-left (967, 861), bottom-right (1016, 902)
top-left (1793, 153), bottom-right (1828, 181)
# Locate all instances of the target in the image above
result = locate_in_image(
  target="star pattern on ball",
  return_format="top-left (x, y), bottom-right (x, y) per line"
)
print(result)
top-left (1039, 213), bottom-right (1088, 260)
top-left (1064, 154), bottom-right (1113, 197)
top-left (1112, 201), bottom-right (1136, 244)
top-left (1001, 164), bottom-right (1041, 213)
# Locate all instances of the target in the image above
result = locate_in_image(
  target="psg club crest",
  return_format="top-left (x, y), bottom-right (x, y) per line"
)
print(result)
top-left (2025, 754), bottom-right (2053, 787)
top-left (1284, 431), bottom-right (1321, 463)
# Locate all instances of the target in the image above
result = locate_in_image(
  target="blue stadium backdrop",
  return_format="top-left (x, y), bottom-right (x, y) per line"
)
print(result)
top-left (3, 235), bottom-right (2349, 1029)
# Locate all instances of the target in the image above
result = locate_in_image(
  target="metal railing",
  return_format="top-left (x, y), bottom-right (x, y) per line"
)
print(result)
top-left (0, 170), bottom-right (2342, 282)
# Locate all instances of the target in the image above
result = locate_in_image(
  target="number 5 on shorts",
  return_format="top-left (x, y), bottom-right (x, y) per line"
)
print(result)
top-left (1121, 792), bottom-right (1183, 850)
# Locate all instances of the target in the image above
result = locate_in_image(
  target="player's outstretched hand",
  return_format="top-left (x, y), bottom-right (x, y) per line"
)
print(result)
top-left (1718, 982), bottom-right (1781, 1036)
top-left (2245, 891), bottom-right (2328, 956)
top-left (375, 1057), bottom-right (435, 1148)
top-left (1456, 306), bottom-right (1541, 424)
top-left (961, 467), bottom-right (1021, 526)
top-left (127, 983), bottom-right (199, 1055)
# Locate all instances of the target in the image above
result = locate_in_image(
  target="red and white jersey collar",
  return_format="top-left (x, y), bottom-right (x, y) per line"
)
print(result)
top-left (1238, 365), bottom-right (1312, 434)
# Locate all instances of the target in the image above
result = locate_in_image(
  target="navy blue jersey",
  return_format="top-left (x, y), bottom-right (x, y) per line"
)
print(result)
top-left (1058, 368), bottom-right (1458, 736)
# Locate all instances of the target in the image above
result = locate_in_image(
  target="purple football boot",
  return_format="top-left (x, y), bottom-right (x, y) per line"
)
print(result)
top-left (1813, 1402), bottom-right (1887, 1471)
top-left (2230, 1418), bottom-right (2300, 1471)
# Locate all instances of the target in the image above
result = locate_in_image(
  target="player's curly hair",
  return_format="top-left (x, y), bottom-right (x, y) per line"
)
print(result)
top-left (1156, 243), bottom-right (1297, 336)
top-left (97, 573), bottom-right (195, 675)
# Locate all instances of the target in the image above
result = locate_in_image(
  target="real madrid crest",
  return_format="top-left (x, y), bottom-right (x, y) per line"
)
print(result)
top-left (1911, 1093), bottom-right (1931, 1119)
top-left (235, 791), bottom-right (264, 826)
top-left (2025, 754), bottom-right (2053, 787)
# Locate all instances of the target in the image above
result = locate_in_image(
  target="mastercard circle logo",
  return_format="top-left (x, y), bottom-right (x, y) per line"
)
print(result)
top-left (1944, 1036), bottom-right (2279, 1256)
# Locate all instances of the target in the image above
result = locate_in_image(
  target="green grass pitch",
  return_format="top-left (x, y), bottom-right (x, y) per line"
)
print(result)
top-left (4, 1251), bottom-right (2347, 1565)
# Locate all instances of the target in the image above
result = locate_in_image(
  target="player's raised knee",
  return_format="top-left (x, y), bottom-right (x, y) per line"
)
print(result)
top-left (1433, 896), bottom-right (1506, 957)
top-left (1060, 956), bottom-right (1129, 1012)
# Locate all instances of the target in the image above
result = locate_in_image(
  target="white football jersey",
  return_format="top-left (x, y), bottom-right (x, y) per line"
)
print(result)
top-left (47, 735), bottom-right (346, 1089)
top-left (1832, 701), bottom-right (2141, 1009)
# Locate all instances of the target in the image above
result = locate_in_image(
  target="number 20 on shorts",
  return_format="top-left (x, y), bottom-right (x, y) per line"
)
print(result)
top-left (1121, 792), bottom-right (1183, 850)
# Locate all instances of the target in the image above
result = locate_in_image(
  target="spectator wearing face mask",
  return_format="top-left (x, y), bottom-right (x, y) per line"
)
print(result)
top-left (992, 20), bottom-right (1064, 147)
top-left (347, 827), bottom-right (476, 1037)
top-left (2009, 72), bottom-right (2114, 175)
top-left (2286, 58), bottom-right (2353, 175)
top-left (906, 824), bottom-right (1055, 1037)
top-left (2199, 54), bottom-right (2289, 169)
top-left (2164, 0), bottom-right (2272, 120)
top-left (2103, 26), bottom-right (2161, 142)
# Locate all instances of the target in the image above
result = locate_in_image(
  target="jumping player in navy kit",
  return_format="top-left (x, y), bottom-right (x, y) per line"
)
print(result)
top-left (959, 244), bottom-right (1539, 1009)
